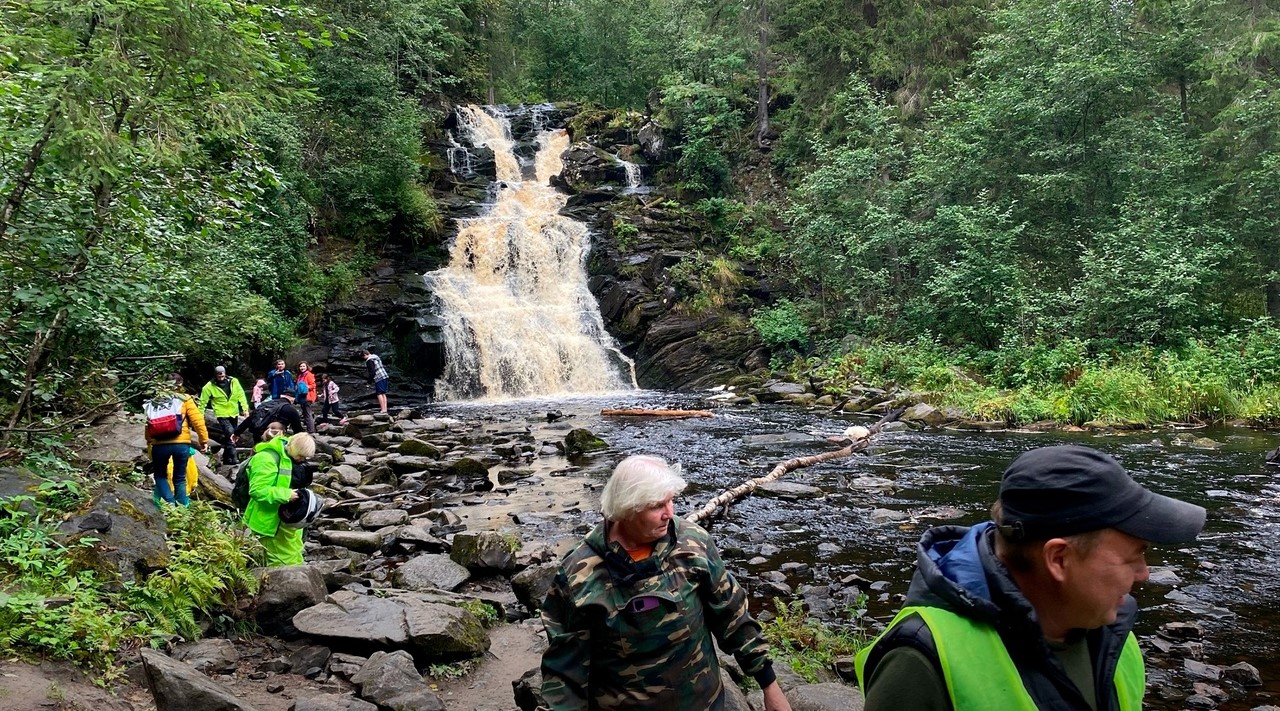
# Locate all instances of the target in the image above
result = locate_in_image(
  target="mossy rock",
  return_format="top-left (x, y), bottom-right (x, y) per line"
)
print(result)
top-left (397, 438), bottom-right (442, 459)
top-left (58, 484), bottom-right (170, 589)
top-left (563, 428), bottom-right (608, 456)
top-left (445, 458), bottom-right (489, 479)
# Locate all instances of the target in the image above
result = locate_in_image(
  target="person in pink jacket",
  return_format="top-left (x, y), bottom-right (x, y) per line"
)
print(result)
top-left (318, 373), bottom-right (348, 425)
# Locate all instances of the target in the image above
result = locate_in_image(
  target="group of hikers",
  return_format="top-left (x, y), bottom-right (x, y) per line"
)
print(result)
top-left (539, 445), bottom-right (1205, 711)
top-left (142, 348), bottom-right (390, 565)
top-left (143, 350), bottom-right (1205, 709)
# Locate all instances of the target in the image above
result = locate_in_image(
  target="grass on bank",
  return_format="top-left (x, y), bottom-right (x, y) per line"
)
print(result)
top-left (0, 440), bottom-right (263, 678)
top-left (760, 596), bottom-right (871, 683)
top-left (785, 328), bottom-right (1280, 426)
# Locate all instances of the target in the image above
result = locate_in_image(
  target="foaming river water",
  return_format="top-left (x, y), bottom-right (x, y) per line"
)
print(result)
top-left (427, 392), bottom-right (1280, 709)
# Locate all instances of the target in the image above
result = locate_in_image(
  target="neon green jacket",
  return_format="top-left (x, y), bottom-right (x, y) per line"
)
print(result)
top-left (856, 605), bottom-right (1144, 711)
top-left (241, 437), bottom-right (294, 537)
top-left (200, 377), bottom-right (249, 418)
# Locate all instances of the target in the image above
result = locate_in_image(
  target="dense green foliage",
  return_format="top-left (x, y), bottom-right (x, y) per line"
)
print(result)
top-left (0, 0), bottom-right (485, 430)
top-left (477, 0), bottom-right (1280, 423)
top-left (0, 445), bottom-right (261, 673)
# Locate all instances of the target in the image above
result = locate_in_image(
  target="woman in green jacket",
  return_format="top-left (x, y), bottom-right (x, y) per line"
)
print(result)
top-left (242, 432), bottom-right (315, 566)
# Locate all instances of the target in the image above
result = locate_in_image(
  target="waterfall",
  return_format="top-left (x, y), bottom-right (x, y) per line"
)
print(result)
top-left (427, 105), bottom-right (637, 400)
top-left (616, 155), bottom-right (649, 195)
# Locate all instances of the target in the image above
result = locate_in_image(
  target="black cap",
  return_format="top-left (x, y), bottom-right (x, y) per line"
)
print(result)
top-left (281, 388), bottom-right (297, 398)
top-left (998, 445), bottom-right (1205, 544)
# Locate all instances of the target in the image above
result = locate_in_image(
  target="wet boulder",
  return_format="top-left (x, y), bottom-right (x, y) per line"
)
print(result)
top-left (445, 457), bottom-right (489, 480)
top-left (394, 554), bottom-right (471, 592)
top-left (451, 530), bottom-right (521, 572)
top-left (900, 403), bottom-right (945, 427)
top-left (140, 649), bottom-right (260, 711)
top-left (255, 565), bottom-right (328, 638)
top-left (331, 464), bottom-right (363, 487)
top-left (172, 639), bottom-right (240, 675)
top-left (292, 589), bottom-right (490, 663)
top-left (58, 484), bottom-right (169, 588)
top-left (511, 562), bottom-right (559, 612)
top-left (562, 428), bottom-right (607, 456)
top-left (1266, 446), bottom-right (1280, 466)
top-left (359, 509), bottom-right (409, 529)
top-left (395, 438), bottom-right (442, 459)
top-left (0, 466), bottom-right (42, 514)
top-left (513, 667), bottom-right (545, 711)
top-left (786, 683), bottom-right (865, 711)
top-left (757, 481), bottom-right (823, 500)
top-left (318, 530), bottom-right (390, 555)
top-left (350, 650), bottom-right (445, 711)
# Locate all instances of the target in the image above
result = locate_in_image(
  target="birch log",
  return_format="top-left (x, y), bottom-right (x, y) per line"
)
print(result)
top-left (600, 408), bottom-right (715, 418)
top-left (686, 407), bottom-right (904, 524)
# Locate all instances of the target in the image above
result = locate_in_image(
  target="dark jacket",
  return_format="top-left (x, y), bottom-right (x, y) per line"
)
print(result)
top-left (234, 397), bottom-right (304, 439)
top-left (267, 368), bottom-right (294, 400)
top-left (861, 522), bottom-right (1138, 711)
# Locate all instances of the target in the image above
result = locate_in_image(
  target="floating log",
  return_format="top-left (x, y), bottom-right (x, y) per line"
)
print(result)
top-left (686, 407), bottom-right (904, 524)
top-left (600, 408), bottom-right (714, 418)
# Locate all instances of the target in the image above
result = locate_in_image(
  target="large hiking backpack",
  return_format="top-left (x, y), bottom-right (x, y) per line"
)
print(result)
top-left (247, 398), bottom-right (286, 434)
top-left (232, 450), bottom-right (281, 509)
top-left (144, 396), bottom-right (185, 439)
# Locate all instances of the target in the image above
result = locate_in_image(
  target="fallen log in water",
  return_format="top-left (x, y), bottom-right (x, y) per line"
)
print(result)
top-left (600, 408), bottom-right (714, 418)
top-left (686, 407), bottom-right (904, 524)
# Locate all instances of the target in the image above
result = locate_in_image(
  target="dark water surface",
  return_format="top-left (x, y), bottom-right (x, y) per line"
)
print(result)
top-left (429, 392), bottom-right (1280, 709)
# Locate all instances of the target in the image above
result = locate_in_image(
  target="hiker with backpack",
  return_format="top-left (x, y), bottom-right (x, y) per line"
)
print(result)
top-left (295, 361), bottom-right (317, 433)
top-left (234, 388), bottom-right (305, 445)
top-left (144, 374), bottom-right (210, 507)
top-left (240, 431), bottom-right (316, 566)
top-left (199, 365), bottom-right (249, 466)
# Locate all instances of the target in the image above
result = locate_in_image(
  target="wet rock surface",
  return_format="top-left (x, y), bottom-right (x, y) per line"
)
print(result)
top-left (62, 394), bottom-right (1280, 711)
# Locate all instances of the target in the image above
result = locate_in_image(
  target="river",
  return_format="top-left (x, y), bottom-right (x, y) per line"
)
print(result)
top-left (428, 392), bottom-right (1280, 709)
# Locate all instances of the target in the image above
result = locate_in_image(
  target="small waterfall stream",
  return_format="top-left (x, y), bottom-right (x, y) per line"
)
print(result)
top-left (427, 105), bottom-right (636, 400)
top-left (616, 155), bottom-right (649, 194)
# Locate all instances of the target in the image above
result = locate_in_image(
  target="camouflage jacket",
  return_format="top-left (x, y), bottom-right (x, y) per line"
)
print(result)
top-left (540, 516), bottom-right (775, 710)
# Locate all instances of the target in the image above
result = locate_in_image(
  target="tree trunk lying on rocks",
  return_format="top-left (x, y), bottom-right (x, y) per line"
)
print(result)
top-left (600, 408), bottom-right (715, 418)
top-left (687, 407), bottom-right (904, 524)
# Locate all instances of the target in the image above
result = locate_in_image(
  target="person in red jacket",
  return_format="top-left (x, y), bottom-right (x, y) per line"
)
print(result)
top-left (295, 361), bottom-right (317, 433)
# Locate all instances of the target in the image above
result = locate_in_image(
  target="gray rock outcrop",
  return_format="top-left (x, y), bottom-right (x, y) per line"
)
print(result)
top-left (350, 650), bottom-right (445, 711)
top-left (292, 589), bottom-right (490, 663)
top-left (255, 565), bottom-right (328, 638)
top-left (140, 648), bottom-right (260, 711)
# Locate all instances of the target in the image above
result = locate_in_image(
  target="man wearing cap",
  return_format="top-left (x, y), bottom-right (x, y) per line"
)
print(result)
top-left (199, 366), bottom-right (249, 466)
top-left (857, 444), bottom-right (1206, 711)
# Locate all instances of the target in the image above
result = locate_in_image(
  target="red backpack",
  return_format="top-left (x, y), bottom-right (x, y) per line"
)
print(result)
top-left (144, 396), bottom-right (185, 439)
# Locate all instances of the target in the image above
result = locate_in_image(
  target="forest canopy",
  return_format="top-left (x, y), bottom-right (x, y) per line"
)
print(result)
top-left (2, 0), bottom-right (1279, 428)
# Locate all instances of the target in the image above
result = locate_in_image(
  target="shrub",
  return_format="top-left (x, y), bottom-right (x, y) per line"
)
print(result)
top-left (760, 597), bottom-right (869, 683)
top-left (752, 300), bottom-right (809, 350)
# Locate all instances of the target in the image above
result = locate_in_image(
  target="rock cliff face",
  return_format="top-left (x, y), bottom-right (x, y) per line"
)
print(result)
top-left (309, 104), bottom-right (769, 396)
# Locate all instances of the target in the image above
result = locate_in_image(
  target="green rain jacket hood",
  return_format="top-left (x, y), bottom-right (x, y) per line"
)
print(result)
top-left (240, 436), bottom-right (294, 537)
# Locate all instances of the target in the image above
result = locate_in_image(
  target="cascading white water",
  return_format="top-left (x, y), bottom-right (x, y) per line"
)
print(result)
top-left (427, 105), bottom-right (636, 400)
top-left (616, 156), bottom-right (649, 194)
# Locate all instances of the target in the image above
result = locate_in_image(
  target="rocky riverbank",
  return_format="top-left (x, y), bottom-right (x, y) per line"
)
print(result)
top-left (55, 406), bottom-right (868, 711)
top-left (26, 401), bottom-right (1269, 711)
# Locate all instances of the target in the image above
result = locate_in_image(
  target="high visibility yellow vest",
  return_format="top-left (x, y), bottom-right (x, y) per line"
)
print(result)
top-left (856, 606), bottom-right (1145, 711)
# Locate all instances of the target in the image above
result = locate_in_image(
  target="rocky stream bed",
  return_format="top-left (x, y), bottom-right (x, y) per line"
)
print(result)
top-left (7, 388), bottom-right (1276, 711)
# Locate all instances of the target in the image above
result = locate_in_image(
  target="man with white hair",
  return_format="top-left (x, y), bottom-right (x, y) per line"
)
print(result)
top-left (541, 455), bottom-right (793, 711)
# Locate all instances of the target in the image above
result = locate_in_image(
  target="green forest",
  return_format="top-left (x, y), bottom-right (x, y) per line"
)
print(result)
top-left (2, 0), bottom-right (1280, 684)
top-left (3, 0), bottom-right (1280, 432)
